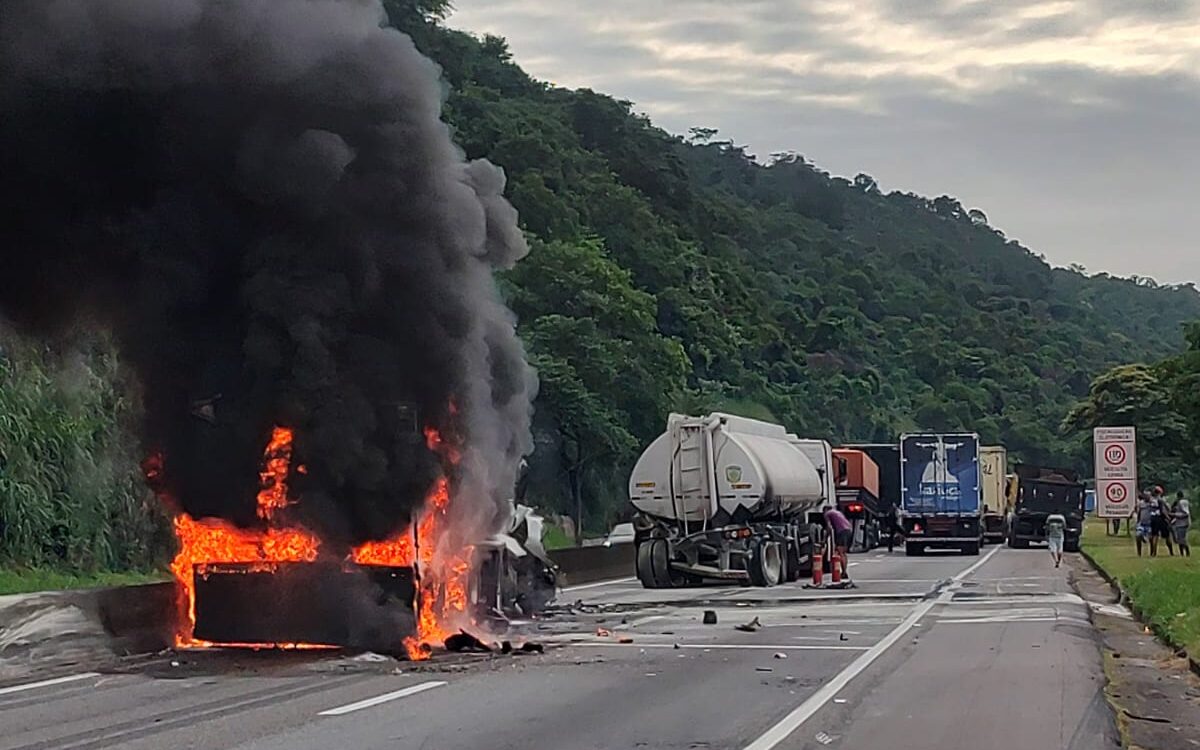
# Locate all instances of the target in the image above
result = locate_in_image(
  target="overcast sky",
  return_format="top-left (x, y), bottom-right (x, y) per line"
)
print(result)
top-left (447, 0), bottom-right (1199, 285)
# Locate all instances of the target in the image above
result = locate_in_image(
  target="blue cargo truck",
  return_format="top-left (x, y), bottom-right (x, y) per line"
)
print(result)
top-left (900, 433), bottom-right (982, 556)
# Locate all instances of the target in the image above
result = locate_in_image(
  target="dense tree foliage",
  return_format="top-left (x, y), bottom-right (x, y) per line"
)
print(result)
top-left (381, 10), bottom-right (1199, 529)
top-left (1064, 324), bottom-right (1200, 492)
top-left (3, 2), bottom-right (1198, 567)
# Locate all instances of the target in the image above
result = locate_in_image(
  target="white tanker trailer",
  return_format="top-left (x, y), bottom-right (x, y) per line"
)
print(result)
top-left (629, 413), bottom-right (835, 588)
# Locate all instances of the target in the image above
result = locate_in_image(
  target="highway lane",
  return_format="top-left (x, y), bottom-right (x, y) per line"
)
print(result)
top-left (0, 546), bottom-right (1117, 750)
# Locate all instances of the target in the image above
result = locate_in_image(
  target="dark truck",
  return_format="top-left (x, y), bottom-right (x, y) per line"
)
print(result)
top-left (900, 433), bottom-right (982, 556)
top-left (1007, 465), bottom-right (1084, 552)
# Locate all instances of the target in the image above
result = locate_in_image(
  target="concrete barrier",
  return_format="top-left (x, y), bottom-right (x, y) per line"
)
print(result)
top-left (0, 582), bottom-right (175, 680)
top-left (550, 542), bottom-right (634, 587)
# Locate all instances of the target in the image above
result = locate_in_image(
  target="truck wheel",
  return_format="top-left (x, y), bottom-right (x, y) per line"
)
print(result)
top-left (784, 539), bottom-right (803, 582)
top-left (1064, 538), bottom-right (1080, 553)
top-left (748, 539), bottom-right (783, 587)
top-left (636, 540), bottom-right (673, 589)
top-left (636, 541), bottom-right (658, 588)
top-left (905, 541), bottom-right (924, 557)
top-left (962, 541), bottom-right (980, 556)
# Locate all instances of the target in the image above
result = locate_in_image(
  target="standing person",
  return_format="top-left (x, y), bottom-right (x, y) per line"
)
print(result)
top-left (1172, 490), bottom-right (1191, 557)
top-left (824, 506), bottom-right (853, 581)
top-left (1045, 511), bottom-right (1066, 568)
top-left (885, 504), bottom-right (903, 553)
top-left (1153, 486), bottom-right (1175, 556)
top-left (1136, 491), bottom-right (1155, 557)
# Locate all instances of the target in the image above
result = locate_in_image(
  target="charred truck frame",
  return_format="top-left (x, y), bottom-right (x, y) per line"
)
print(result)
top-left (629, 413), bottom-right (835, 588)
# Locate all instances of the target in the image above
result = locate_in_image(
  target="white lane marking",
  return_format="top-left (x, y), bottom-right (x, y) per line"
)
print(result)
top-left (849, 578), bottom-right (938, 583)
top-left (560, 576), bottom-right (637, 593)
top-left (743, 545), bottom-right (1000, 750)
top-left (318, 681), bottom-right (447, 716)
top-left (847, 562), bottom-right (860, 568)
top-left (585, 643), bottom-right (870, 652)
top-left (0, 672), bottom-right (101, 697)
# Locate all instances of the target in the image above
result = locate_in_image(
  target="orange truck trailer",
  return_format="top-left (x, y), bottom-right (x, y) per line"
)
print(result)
top-left (832, 448), bottom-right (883, 551)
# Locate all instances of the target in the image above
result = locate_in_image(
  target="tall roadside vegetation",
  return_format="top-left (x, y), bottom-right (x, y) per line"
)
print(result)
top-left (0, 330), bottom-right (169, 572)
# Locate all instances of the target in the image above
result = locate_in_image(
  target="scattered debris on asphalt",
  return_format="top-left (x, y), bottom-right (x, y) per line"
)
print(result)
top-left (773, 652), bottom-right (787, 659)
top-left (618, 636), bottom-right (634, 644)
top-left (351, 652), bottom-right (391, 663)
top-left (755, 666), bottom-right (772, 672)
top-left (735, 617), bottom-right (762, 633)
top-left (445, 631), bottom-right (492, 653)
top-left (703, 610), bottom-right (718, 625)
top-left (521, 642), bottom-right (545, 654)
top-left (839, 633), bottom-right (849, 642)
top-left (596, 627), bottom-right (612, 637)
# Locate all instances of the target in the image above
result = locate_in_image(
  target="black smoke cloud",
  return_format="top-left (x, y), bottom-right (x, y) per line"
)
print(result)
top-left (0, 0), bottom-right (534, 549)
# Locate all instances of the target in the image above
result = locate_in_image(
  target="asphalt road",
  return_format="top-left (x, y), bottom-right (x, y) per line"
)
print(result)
top-left (0, 546), bottom-right (1119, 750)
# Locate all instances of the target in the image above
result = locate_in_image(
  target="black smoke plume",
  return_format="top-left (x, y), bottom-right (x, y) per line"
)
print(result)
top-left (0, 0), bottom-right (534, 550)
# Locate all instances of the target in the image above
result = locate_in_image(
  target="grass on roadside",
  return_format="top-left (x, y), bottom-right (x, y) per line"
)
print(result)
top-left (0, 568), bottom-right (168, 597)
top-left (1082, 516), bottom-right (1200, 655)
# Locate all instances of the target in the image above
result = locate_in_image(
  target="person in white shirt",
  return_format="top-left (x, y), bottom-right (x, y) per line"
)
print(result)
top-left (1045, 512), bottom-right (1066, 568)
top-left (1172, 491), bottom-right (1191, 557)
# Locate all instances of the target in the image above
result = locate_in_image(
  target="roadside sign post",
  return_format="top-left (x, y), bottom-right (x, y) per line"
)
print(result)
top-left (1094, 426), bottom-right (1137, 521)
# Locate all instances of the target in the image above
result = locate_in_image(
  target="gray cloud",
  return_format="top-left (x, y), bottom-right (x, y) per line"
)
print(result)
top-left (449, 0), bottom-right (1200, 284)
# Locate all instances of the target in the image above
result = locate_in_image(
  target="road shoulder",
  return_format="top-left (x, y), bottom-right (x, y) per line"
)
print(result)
top-left (1072, 554), bottom-right (1200, 749)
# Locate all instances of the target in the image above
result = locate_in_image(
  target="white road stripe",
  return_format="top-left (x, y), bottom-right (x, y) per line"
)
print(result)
top-left (585, 642), bottom-right (870, 652)
top-left (560, 576), bottom-right (637, 593)
top-left (743, 545), bottom-right (1001, 750)
top-left (0, 672), bottom-right (100, 697)
top-left (318, 681), bottom-right (446, 716)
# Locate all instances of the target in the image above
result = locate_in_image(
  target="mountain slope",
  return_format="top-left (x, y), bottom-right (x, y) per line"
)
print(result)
top-left (395, 4), bottom-right (1200, 526)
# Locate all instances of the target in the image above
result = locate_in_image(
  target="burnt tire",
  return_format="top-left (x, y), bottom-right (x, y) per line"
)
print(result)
top-left (748, 539), bottom-right (783, 587)
top-left (636, 539), bottom-right (672, 589)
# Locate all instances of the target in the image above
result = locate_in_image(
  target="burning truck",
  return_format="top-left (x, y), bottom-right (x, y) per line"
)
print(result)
top-left (0, 0), bottom-right (542, 658)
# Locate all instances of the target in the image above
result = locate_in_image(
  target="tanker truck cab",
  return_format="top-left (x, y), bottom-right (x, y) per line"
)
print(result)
top-left (629, 413), bottom-right (832, 588)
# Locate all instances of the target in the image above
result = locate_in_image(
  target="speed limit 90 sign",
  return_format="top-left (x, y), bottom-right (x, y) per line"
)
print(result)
top-left (1094, 427), bottom-right (1137, 519)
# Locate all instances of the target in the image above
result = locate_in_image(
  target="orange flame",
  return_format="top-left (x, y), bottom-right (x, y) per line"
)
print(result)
top-left (168, 421), bottom-right (477, 659)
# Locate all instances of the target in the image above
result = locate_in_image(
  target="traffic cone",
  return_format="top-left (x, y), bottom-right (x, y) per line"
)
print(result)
top-left (811, 550), bottom-right (824, 587)
top-left (831, 551), bottom-right (842, 584)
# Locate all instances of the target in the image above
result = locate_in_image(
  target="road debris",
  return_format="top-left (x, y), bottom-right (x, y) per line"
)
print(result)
top-left (755, 666), bottom-right (772, 673)
top-left (351, 652), bottom-right (391, 663)
top-left (596, 627), bottom-right (612, 637)
top-left (703, 610), bottom-right (718, 625)
top-left (618, 636), bottom-right (634, 644)
top-left (735, 617), bottom-right (762, 633)
top-left (773, 652), bottom-right (787, 659)
top-left (445, 631), bottom-right (492, 653)
top-left (839, 633), bottom-right (849, 642)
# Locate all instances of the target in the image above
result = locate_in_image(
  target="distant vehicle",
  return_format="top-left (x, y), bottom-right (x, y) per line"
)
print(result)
top-left (603, 523), bottom-right (635, 547)
top-left (628, 413), bottom-right (834, 588)
top-left (1007, 466), bottom-right (1084, 551)
top-left (980, 446), bottom-right (1009, 544)
top-left (900, 433), bottom-right (982, 556)
top-left (843, 443), bottom-right (901, 514)
top-left (832, 448), bottom-right (882, 551)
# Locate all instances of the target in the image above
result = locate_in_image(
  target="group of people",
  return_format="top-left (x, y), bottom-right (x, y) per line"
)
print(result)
top-left (1134, 486), bottom-right (1191, 557)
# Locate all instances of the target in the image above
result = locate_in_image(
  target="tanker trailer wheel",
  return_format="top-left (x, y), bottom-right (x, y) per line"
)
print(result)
top-left (636, 539), bottom-right (674, 589)
top-left (748, 539), bottom-right (783, 587)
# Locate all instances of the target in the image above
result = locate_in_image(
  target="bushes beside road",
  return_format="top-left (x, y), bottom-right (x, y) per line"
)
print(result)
top-left (1082, 517), bottom-right (1200, 656)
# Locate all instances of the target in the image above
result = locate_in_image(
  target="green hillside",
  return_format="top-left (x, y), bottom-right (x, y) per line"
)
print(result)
top-left (385, 3), bottom-right (1200, 527)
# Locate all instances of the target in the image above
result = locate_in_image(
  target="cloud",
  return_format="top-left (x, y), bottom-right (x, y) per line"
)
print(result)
top-left (448, 0), bottom-right (1200, 283)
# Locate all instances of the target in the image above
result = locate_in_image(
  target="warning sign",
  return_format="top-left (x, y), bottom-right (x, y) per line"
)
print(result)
top-left (1094, 426), bottom-right (1137, 518)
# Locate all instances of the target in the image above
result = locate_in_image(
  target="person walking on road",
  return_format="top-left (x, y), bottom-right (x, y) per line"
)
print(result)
top-left (1172, 490), bottom-right (1191, 557)
top-left (1136, 491), bottom-right (1156, 557)
top-left (824, 506), bottom-right (853, 581)
top-left (884, 504), bottom-right (903, 553)
top-left (1045, 511), bottom-right (1066, 568)
top-left (1153, 486), bottom-right (1175, 556)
